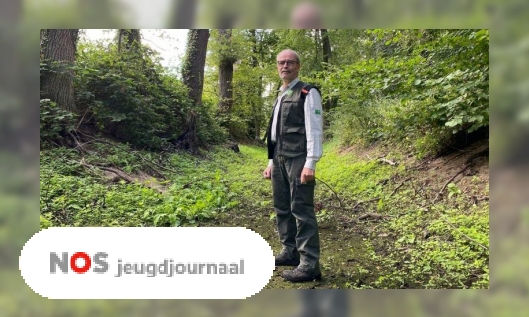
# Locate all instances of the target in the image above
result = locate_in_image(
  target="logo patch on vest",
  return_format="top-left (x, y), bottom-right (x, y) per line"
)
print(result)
top-left (315, 109), bottom-right (321, 115)
top-left (285, 90), bottom-right (293, 97)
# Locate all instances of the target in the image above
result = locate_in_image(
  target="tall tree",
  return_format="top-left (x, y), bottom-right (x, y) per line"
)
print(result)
top-left (117, 29), bottom-right (141, 53)
top-left (320, 29), bottom-right (335, 114)
top-left (321, 29), bottom-right (332, 65)
top-left (249, 29), bottom-right (264, 141)
top-left (218, 29), bottom-right (237, 122)
top-left (40, 29), bottom-right (79, 113)
top-left (180, 29), bottom-right (210, 153)
top-left (314, 29), bottom-right (321, 68)
top-left (182, 30), bottom-right (210, 107)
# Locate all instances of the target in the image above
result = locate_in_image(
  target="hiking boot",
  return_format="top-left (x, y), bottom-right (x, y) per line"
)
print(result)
top-left (281, 266), bottom-right (322, 282)
top-left (275, 252), bottom-right (300, 266)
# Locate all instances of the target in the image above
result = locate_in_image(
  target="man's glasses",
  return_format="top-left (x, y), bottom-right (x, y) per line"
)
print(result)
top-left (277, 60), bottom-right (298, 66)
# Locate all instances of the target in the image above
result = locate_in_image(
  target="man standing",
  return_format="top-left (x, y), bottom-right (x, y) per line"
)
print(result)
top-left (263, 49), bottom-right (324, 282)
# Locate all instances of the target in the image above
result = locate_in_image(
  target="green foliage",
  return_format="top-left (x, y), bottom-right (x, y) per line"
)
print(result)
top-left (412, 60), bottom-right (489, 135)
top-left (194, 94), bottom-right (230, 145)
top-left (207, 29), bottom-right (246, 66)
top-left (326, 29), bottom-right (371, 65)
top-left (201, 28), bottom-right (487, 151)
top-left (74, 40), bottom-right (193, 150)
top-left (317, 141), bottom-right (397, 201)
top-left (143, 174), bottom-right (237, 227)
top-left (316, 209), bottom-right (334, 223)
top-left (447, 183), bottom-right (462, 199)
top-left (230, 63), bottom-right (266, 139)
top-left (318, 29), bottom-right (489, 157)
top-left (312, 141), bottom-right (488, 289)
top-left (272, 29), bottom-right (322, 75)
top-left (205, 30), bottom-right (269, 141)
top-left (40, 99), bottom-right (77, 145)
top-left (361, 183), bottom-right (489, 289)
top-left (202, 145), bottom-right (272, 208)
top-left (39, 145), bottom-right (239, 228)
top-left (40, 214), bottom-right (53, 229)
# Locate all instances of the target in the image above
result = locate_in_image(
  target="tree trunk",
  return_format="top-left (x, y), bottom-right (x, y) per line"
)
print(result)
top-left (118, 29), bottom-right (141, 52)
top-left (321, 29), bottom-right (332, 65)
top-left (218, 29), bottom-right (236, 118)
top-left (314, 29), bottom-right (320, 68)
top-left (320, 28), bottom-right (334, 115)
top-left (182, 29), bottom-right (210, 107)
top-left (184, 110), bottom-right (198, 154)
top-left (250, 29), bottom-right (263, 142)
top-left (180, 29), bottom-right (210, 153)
top-left (219, 59), bottom-right (234, 114)
top-left (40, 29), bottom-right (79, 113)
top-left (116, 29), bottom-right (156, 94)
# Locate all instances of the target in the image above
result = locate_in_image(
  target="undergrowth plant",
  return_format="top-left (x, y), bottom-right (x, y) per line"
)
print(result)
top-left (40, 144), bottom-right (239, 228)
top-left (365, 182), bottom-right (489, 289)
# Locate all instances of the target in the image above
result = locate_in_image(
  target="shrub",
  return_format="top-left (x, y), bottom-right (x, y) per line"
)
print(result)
top-left (74, 42), bottom-right (191, 150)
top-left (40, 99), bottom-right (77, 146)
top-left (319, 29), bottom-right (488, 157)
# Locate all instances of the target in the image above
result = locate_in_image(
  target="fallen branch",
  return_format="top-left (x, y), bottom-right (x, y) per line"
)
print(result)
top-left (357, 213), bottom-right (388, 221)
top-left (407, 161), bottom-right (429, 171)
top-left (390, 177), bottom-right (412, 197)
top-left (378, 158), bottom-right (397, 166)
top-left (81, 158), bottom-right (135, 183)
top-left (433, 165), bottom-right (469, 202)
top-left (352, 197), bottom-right (380, 210)
top-left (464, 148), bottom-right (489, 165)
top-left (69, 131), bottom-right (88, 155)
top-left (75, 107), bottom-right (92, 131)
top-left (140, 160), bottom-right (166, 180)
top-left (77, 132), bottom-right (178, 176)
top-left (443, 150), bottom-right (468, 165)
top-left (338, 216), bottom-right (356, 226)
top-left (80, 158), bottom-right (164, 194)
top-left (471, 195), bottom-right (489, 205)
top-left (316, 176), bottom-right (343, 207)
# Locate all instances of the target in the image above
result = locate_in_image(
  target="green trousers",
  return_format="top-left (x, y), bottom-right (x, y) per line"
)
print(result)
top-left (272, 155), bottom-right (321, 270)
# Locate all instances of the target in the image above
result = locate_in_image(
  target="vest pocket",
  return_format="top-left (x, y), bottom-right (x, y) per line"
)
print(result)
top-left (282, 126), bottom-right (306, 153)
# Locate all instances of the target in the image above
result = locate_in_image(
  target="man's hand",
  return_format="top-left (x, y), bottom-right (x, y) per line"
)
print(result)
top-left (300, 167), bottom-right (315, 184)
top-left (263, 166), bottom-right (272, 179)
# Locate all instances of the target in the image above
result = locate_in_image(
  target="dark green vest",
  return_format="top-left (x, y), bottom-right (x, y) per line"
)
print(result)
top-left (266, 81), bottom-right (319, 159)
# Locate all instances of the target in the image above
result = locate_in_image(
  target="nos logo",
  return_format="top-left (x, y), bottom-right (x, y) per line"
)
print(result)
top-left (50, 252), bottom-right (109, 274)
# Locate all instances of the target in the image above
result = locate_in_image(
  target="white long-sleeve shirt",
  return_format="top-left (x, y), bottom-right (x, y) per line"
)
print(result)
top-left (268, 78), bottom-right (324, 170)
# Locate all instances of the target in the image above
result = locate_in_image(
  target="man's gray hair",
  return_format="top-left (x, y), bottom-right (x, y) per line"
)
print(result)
top-left (278, 49), bottom-right (301, 64)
